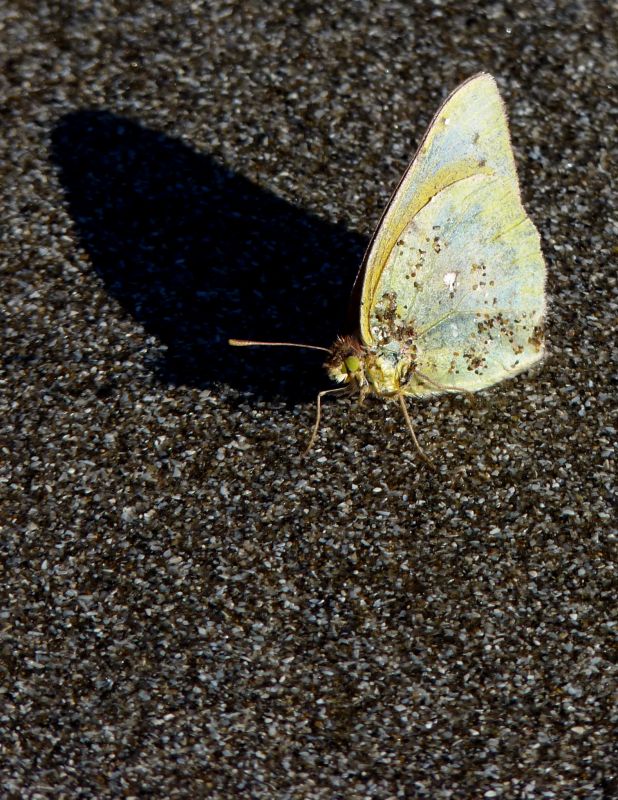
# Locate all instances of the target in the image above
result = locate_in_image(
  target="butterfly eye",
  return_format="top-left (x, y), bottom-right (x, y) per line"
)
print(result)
top-left (345, 356), bottom-right (361, 373)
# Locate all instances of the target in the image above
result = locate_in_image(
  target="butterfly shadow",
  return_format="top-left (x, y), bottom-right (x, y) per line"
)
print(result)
top-left (50, 111), bottom-right (366, 402)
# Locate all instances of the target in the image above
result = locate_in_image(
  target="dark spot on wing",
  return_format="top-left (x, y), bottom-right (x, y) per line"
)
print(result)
top-left (529, 323), bottom-right (545, 351)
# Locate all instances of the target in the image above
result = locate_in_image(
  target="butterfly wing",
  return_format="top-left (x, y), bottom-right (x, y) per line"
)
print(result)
top-left (369, 172), bottom-right (546, 393)
top-left (357, 72), bottom-right (529, 345)
top-left (357, 72), bottom-right (546, 393)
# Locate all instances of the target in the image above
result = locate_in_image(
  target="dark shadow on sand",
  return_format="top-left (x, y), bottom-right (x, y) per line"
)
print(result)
top-left (51, 111), bottom-right (366, 401)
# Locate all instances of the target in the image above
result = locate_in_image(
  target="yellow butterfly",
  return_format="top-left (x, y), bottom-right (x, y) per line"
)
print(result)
top-left (230, 73), bottom-right (546, 467)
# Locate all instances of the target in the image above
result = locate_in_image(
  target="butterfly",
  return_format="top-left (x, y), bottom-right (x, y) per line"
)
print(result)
top-left (230, 73), bottom-right (546, 468)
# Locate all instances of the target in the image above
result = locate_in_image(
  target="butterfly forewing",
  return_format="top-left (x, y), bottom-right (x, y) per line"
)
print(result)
top-left (359, 72), bottom-right (523, 345)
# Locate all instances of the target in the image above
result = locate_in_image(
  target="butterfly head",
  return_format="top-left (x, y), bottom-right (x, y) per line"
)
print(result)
top-left (325, 335), bottom-right (396, 395)
top-left (325, 336), bottom-right (366, 385)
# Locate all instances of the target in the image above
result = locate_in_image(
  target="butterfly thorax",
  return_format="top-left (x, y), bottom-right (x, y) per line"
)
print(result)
top-left (325, 335), bottom-right (426, 397)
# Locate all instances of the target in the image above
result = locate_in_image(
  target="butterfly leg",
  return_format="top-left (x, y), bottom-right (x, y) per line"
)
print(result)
top-left (397, 394), bottom-right (437, 471)
top-left (358, 383), bottom-right (372, 406)
top-left (303, 386), bottom-right (351, 456)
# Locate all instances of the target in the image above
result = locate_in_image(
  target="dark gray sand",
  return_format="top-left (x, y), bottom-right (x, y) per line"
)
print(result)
top-left (1, 2), bottom-right (616, 798)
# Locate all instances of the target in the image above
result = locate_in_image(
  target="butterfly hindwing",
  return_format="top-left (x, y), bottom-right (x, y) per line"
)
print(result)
top-left (368, 173), bottom-right (546, 394)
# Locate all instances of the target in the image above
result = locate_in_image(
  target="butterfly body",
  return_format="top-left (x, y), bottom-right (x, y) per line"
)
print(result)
top-left (326, 336), bottom-right (424, 398)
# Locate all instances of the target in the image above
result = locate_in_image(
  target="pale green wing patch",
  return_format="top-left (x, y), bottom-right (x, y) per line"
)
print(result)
top-left (359, 73), bottom-right (518, 344)
top-left (368, 173), bottom-right (546, 394)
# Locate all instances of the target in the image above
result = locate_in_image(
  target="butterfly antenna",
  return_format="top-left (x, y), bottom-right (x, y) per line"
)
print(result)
top-left (229, 339), bottom-right (331, 353)
top-left (398, 394), bottom-right (437, 471)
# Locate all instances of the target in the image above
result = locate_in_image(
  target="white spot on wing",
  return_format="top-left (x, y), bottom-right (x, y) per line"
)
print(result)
top-left (443, 271), bottom-right (459, 294)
